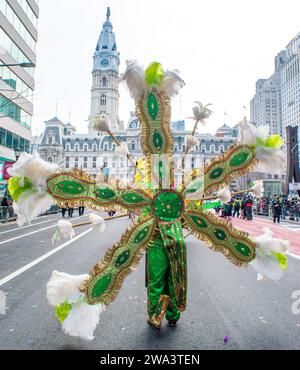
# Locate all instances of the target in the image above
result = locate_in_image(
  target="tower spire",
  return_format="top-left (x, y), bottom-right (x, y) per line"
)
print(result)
top-left (106, 7), bottom-right (111, 20)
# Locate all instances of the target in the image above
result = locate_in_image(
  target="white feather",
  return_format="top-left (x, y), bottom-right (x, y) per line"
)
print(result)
top-left (250, 228), bottom-right (289, 281)
top-left (89, 213), bottom-right (106, 232)
top-left (121, 60), bottom-right (146, 99)
top-left (251, 181), bottom-right (264, 198)
top-left (8, 151), bottom-right (58, 192)
top-left (255, 147), bottom-right (286, 174)
top-left (237, 118), bottom-right (269, 146)
top-left (217, 187), bottom-right (232, 204)
top-left (115, 142), bottom-right (130, 157)
top-left (192, 102), bottom-right (213, 123)
top-left (52, 220), bottom-right (75, 244)
top-left (185, 135), bottom-right (199, 152)
top-left (13, 191), bottom-right (52, 226)
top-left (91, 114), bottom-right (111, 132)
top-left (62, 298), bottom-right (104, 341)
top-left (46, 271), bottom-right (89, 307)
top-left (161, 69), bottom-right (185, 98)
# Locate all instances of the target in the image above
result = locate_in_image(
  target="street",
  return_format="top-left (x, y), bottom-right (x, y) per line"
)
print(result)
top-left (0, 212), bottom-right (300, 350)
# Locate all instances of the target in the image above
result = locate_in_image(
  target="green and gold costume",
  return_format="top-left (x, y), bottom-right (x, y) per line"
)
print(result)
top-left (45, 66), bottom-right (258, 328)
top-left (7, 61), bottom-right (287, 339)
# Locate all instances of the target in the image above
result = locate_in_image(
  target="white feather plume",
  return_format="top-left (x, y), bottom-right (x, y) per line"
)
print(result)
top-left (251, 181), bottom-right (264, 198)
top-left (192, 102), bottom-right (213, 123)
top-left (89, 213), bottom-right (106, 232)
top-left (8, 151), bottom-right (58, 192)
top-left (121, 60), bottom-right (146, 99)
top-left (255, 147), bottom-right (286, 174)
top-left (47, 271), bottom-right (89, 307)
top-left (217, 187), bottom-right (232, 204)
top-left (237, 118), bottom-right (269, 146)
top-left (13, 192), bottom-right (52, 226)
top-left (161, 69), bottom-right (185, 98)
top-left (91, 114), bottom-right (111, 132)
top-left (52, 219), bottom-right (75, 244)
top-left (185, 135), bottom-right (199, 152)
top-left (47, 271), bottom-right (104, 341)
top-left (251, 228), bottom-right (289, 281)
top-left (62, 296), bottom-right (104, 341)
top-left (115, 142), bottom-right (130, 157)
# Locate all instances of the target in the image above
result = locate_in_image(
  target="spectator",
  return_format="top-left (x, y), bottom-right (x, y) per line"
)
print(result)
top-left (244, 195), bottom-right (253, 221)
top-left (272, 196), bottom-right (282, 224)
top-left (233, 198), bottom-right (241, 218)
top-left (1, 197), bottom-right (9, 220)
top-left (68, 205), bottom-right (74, 218)
top-left (62, 207), bottom-right (67, 218)
top-left (79, 206), bottom-right (85, 216)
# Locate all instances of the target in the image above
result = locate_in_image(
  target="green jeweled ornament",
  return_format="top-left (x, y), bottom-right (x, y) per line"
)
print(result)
top-left (209, 168), bottom-right (224, 180)
top-left (230, 152), bottom-right (249, 167)
top-left (115, 250), bottom-right (131, 267)
top-left (96, 187), bottom-right (116, 200)
top-left (235, 242), bottom-right (251, 257)
top-left (153, 130), bottom-right (163, 150)
top-left (57, 181), bottom-right (85, 195)
top-left (147, 93), bottom-right (159, 120)
top-left (92, 274), bottom-right (112, 298)
top-left (152, 190), bottom-right (184, 222)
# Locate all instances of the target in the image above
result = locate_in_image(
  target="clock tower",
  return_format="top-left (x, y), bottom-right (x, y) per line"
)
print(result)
top-left (89, 7), bottom-right (121, 133)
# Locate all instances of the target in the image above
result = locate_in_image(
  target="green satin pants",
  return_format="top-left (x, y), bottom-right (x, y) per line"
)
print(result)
top-left (146, 235), bottom-right (181, 325)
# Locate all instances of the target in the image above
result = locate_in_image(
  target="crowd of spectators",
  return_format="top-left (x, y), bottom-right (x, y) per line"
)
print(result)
top-left (215, 194), bottom-right (300, 224)
top-left (256, 195), bottom-right (300, 223)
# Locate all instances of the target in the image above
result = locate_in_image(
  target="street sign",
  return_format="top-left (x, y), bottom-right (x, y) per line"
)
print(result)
top-left (289, 183), bottom-right (300, 191)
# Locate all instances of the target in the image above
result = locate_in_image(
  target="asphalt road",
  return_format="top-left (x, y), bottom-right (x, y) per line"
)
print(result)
top-left (0, 212), bottom-right (300, 350)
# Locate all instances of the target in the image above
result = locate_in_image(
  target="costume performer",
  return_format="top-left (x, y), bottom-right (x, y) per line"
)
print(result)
top-left (7, 61), bottom-right (289, 340)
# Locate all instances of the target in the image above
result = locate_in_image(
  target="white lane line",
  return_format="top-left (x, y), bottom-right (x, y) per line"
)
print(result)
top-left (286, 251), bottom-right (300, 261)
top-left (0, 228), bottom-right (93, 287)
top-left (0, 215), bottom-right (87, 246)
top-left (0, 215), bottom-right (61, 236)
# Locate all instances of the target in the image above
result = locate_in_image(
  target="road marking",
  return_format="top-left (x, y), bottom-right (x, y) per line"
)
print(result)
top-left (0, 215), bottom-right (87, 246)
top-left (286, 251), bottom-right (300, 261)
top-left (0, 211), bottom-right (92, 236)
top-left (0, 214), bottom-right (61, 236)
top-left (0, 228), bottom-right (93, 287)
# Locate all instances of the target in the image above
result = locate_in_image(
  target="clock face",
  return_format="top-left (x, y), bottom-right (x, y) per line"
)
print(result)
top-left (100, 59), bottom-right (109, 67)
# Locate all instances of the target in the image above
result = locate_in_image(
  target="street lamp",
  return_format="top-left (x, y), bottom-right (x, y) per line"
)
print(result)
top-left (0, 62), bottom-right (36, 68)
top-left (14, 147), bottom-right (21, 161)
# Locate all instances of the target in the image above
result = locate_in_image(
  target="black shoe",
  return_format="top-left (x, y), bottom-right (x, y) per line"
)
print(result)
top-left (168, 320), bottom-right (177, 327)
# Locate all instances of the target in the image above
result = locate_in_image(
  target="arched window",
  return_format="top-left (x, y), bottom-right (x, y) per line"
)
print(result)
top-left (75, 144), bottom-right (79, 152)
top-left (66, 144), bottom-right (71, 151)
top-left (100, 94), bottom-right (107, 106)
top-left (219, 145), bottom-right (225, 153)
top-left (102, 77), bottom-right (107, 87)
top-left (201, 145), bottom-right (206, 153)
top-left (48, 157), bottom-right (53, 163)
top-left (210, 144), bottom-right (215, 153)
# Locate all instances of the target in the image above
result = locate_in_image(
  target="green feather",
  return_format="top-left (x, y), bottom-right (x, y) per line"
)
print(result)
top-left (145, 62), bottom-right (165, 87)
top-left (54, 301), bottom-right (73, 324)
top-left (272, 252), bottom-right (287, 271)
top-left (8, 177), bottom-right (34, 202)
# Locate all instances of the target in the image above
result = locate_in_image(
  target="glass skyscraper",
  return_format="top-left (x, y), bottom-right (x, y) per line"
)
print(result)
top-left (0, 0), bottom-right (38, 189)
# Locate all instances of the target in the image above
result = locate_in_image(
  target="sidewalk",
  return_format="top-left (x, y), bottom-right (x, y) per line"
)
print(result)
top-left (231, 216), bottom-right (300, 257)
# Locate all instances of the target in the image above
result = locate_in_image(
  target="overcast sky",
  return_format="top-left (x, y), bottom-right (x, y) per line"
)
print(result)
top-left (31, 0), bottom-right (300, 136)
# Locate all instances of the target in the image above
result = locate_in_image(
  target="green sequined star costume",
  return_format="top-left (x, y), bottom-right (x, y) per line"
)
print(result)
top-left (8, 61), bottom-right (287, 340)
top-left (46, 64), bottom-right (259, 330)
